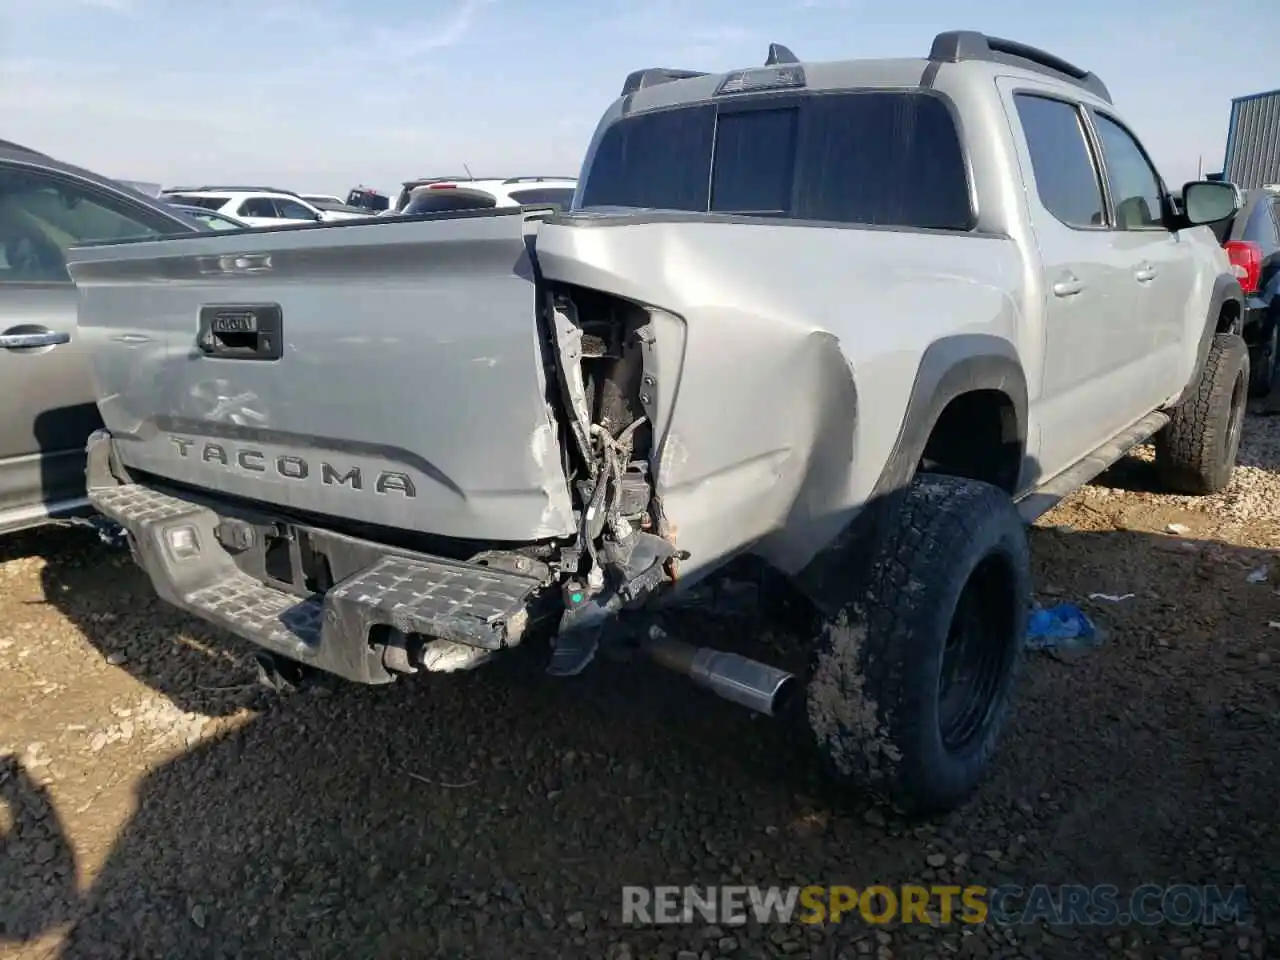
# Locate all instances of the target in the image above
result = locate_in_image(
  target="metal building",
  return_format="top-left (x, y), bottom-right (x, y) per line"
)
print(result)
top-left (1222, 88), bottom-right (1280, 188)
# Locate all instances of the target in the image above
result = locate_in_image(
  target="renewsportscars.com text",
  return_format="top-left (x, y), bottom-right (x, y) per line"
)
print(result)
top-left (621, 884), bottom-right (1250, 927)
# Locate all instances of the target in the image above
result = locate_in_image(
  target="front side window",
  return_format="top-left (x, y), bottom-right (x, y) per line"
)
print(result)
top-left (1013, 94), bottom-right (1105, 229)
top-left (579, 91), bottom-right (972, 230)
top-left (1091, 113), bottom-right (1165, 230)
top-left (0, 166), bottom-right (175, 283)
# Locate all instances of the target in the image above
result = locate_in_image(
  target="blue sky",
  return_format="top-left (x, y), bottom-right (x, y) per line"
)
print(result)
top-left (0, 0), bottom-right (1276, 197)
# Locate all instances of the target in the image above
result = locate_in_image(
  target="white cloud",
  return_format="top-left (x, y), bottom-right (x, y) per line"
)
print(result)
top-left (376, 0), bottom-right (498, 56)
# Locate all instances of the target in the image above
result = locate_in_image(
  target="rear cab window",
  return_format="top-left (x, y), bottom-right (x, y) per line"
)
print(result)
top-left (579, 90), bottom-right (974, 230)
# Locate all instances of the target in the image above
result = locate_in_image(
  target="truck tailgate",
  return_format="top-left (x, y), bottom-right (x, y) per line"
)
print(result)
top-left (65, 209), bottom-right (575, 542)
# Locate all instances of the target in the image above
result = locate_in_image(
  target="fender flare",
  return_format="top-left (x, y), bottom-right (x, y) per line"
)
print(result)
top-left (872, 334), bottom-right (1030, 499)
top-left (793, 334), bottom-right (1028, 614)
top-left (1175, 272), bottom-right (1244, 407)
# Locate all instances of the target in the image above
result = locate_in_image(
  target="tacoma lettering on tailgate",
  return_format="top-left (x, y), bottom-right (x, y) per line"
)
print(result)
top-left (168, 437), bottom-right (417, 497)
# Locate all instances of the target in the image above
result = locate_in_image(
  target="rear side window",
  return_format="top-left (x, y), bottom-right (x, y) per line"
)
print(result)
top-left (580, 91), bottom-right (972, 230)
top-left (275, 198), bottom-right (319, 220)
top-left (1013, 94), bottom-right (1105, 229)
top-left (238, 197), bottom-right (279, 218)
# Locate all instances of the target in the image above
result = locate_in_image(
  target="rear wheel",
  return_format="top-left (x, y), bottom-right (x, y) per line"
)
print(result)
top-left (805, 475), bottom-right (1030, 816)
top-left (1155, 333), bottom-right (1249, 494)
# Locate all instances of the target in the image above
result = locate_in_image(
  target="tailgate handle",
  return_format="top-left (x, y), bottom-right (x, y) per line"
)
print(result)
top-left (197, 304), bottom-right (283, 361)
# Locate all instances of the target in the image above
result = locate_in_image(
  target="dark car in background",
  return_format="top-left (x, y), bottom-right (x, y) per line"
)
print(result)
top-left (1210, 185), bottom-right (1280, 395)
top-left (0, 139), bottom-right (202, 535)
top-left (345, 186), bottom-right (390, 213)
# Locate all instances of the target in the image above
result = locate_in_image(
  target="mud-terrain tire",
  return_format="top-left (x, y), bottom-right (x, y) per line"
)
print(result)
top-left (805, 475), bottom-right (1030, 817)
top-left (1248, 316), bottom-right (1277, 398)
top-left (1155, 333), bottom-right (1249, 495)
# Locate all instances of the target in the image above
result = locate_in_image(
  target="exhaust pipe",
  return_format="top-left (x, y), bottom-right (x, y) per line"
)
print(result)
top-left (640, 627), bottom-right (796, 716)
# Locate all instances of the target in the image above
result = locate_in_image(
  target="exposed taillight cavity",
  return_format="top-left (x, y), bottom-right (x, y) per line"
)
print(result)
top-left (1224, 240), bottom-right (1263, 293)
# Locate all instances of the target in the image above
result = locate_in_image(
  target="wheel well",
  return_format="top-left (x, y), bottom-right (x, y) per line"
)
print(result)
top-left (918, 390), bottom-right (1022, 494)
top-left (1218, 299), bottom-right (1242, 335)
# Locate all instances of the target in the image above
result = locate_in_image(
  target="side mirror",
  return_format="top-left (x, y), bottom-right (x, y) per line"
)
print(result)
top-left (1180, 180), bottom-right (1240, 226)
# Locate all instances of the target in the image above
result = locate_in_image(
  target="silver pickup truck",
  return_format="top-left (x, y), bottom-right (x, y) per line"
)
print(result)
top-left (66, 31), bottom-right (1247, 814)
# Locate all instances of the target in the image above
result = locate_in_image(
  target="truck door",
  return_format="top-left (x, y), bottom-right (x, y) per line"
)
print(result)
top-left (999, 82), bottom-right (1132, 474)
top-left (1083, 108), bottom-right (1191, 408)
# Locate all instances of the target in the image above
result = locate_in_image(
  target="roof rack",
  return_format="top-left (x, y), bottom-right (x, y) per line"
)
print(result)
top-left (163, 184), bottom-right (303, 197)
top-left (501, 176), bottom-right (575, 184)
top-left (927, 30), bottom-right (1111, 103)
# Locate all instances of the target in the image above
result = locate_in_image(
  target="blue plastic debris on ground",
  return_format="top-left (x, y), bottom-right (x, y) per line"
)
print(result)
top-left (1025, 602), bottom-right (1101, 652)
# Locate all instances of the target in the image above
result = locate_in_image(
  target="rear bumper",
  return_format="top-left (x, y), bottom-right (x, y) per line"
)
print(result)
top-left (85, 430), bottom-right (548, 684)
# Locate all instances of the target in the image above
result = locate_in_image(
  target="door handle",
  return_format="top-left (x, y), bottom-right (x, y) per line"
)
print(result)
top-left (1052, 274), bottom-right (1084, 297)
top-left (0, 330), bottom-right (71, 349)
top-left (1134, 263), bottom-right (1157, 282)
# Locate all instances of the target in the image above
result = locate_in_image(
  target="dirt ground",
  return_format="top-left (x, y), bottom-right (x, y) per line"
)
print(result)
top-left (2, 414), bottom-right (1278, 960)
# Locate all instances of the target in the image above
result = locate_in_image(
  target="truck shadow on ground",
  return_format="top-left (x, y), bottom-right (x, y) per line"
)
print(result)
top-left (1, 484), bottom-right (1278, 958)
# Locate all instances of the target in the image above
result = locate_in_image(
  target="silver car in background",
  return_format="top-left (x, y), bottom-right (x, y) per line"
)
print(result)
top-left (0, 139), bottom-right (202, 535)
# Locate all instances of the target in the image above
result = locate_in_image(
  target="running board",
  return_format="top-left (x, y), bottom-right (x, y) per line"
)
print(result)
top-left (1015, 411), bottom-right (1169, 524)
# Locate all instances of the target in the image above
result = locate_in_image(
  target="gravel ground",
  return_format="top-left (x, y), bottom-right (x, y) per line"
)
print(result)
top-left (2, 413), bottom-right (1279, 960)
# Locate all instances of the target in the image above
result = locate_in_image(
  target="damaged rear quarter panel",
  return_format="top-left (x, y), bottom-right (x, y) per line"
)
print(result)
top-left (534, 214), bottom-right (1023, 582)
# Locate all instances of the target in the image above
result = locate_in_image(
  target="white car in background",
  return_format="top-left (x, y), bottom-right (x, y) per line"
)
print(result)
top-left (159, 187), bottom-right (346, 227)
top-left (386, 176), bottom-right (578, 216)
